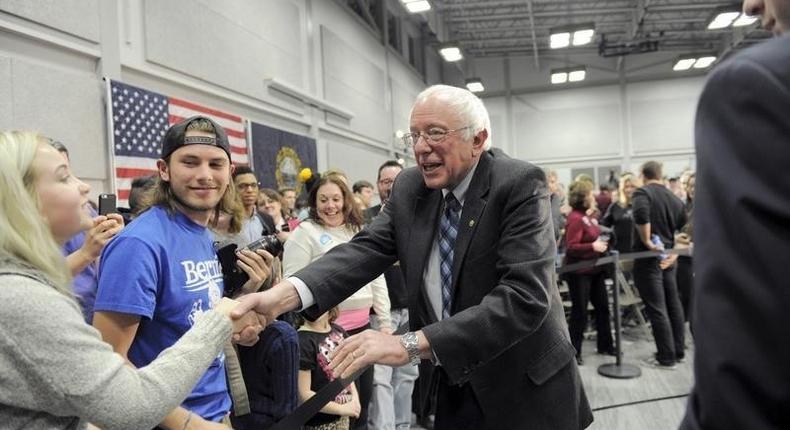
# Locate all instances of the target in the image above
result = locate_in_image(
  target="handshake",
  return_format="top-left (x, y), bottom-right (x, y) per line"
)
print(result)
top-left (214, 297), bottom-right (268, 346)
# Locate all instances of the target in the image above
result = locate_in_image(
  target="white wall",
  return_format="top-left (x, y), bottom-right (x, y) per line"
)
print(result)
top-left (483, 76), bottom-right (703, 178)
top-left (1, 0), bottom-right (706, 199)
top-left (0, 0), bottom-right (434, 200)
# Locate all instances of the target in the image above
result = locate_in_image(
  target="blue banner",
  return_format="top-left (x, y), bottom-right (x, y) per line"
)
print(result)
top-left (249, 121), bottom-right (317, 195)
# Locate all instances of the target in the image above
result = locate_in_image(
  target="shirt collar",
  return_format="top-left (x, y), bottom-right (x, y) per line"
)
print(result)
top-left (441, 159), bottom-right (480, 206)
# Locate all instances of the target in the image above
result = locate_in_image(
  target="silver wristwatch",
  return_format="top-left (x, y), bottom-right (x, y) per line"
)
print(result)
top-left (400, 331), bottom-right (421, 366)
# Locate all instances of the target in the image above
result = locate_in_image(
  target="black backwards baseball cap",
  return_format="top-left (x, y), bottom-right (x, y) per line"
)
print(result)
top-left (161, 115), bottom-right (231, 160)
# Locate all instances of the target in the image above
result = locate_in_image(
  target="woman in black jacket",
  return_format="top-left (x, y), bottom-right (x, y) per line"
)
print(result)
top-left (601, 172), bottom-right (639, 255)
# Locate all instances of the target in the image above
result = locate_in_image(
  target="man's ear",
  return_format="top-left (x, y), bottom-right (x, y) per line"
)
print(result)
top-left (156, 159), bottom-right (170, 182)
top-left (472, 129), bottom-right (488, 155)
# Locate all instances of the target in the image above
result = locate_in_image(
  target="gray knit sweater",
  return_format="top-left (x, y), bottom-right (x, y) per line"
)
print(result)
top-left (0, 258), bottom-right (232, 429)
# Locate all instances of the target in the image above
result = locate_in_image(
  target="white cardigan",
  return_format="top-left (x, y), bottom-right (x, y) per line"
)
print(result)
top-left (283, 220), bottom-right (392, 329)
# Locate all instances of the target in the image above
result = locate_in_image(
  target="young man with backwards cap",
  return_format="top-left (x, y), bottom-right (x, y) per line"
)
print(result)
top-left (93, 116), bottom-right (274, 429)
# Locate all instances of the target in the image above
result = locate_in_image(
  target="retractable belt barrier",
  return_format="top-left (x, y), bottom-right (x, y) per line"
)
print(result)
top-left (271, 325), bottom-right (408, 430)
top-left (271, 248), bottom-right (693, 427)
top-left (558, 247), bottom-right (692, 275)
top-left (559, 247), bottom-right (693, 380)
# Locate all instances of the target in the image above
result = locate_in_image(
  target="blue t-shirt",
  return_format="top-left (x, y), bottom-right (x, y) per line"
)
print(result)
top-left (63, 231), bottom-right (98, 324)
top-left (63, 206), bottom-right (99, 324)
top-left (94, 205), bottom-right (231, 421)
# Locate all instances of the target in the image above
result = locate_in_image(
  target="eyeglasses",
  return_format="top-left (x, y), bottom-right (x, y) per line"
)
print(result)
top-left (236, 182), bottom-right (259, 190)
top-left (378, 178), bottom-right (395, 186)
top-left (401, 126), bottom-right (472, 148)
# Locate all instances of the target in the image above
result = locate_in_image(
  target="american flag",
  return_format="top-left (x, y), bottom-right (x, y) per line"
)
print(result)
top-left (108, 80), bottom-right (249, 206)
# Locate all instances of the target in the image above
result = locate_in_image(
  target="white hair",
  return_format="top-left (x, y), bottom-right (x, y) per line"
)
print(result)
top-left (411, 84), bottom-right (493, 150)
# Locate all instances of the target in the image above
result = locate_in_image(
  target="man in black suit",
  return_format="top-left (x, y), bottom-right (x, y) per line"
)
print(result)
top-left (235, 85), bottom-right (592, 429)
top-left (681, 1), bottom-right (790, 429)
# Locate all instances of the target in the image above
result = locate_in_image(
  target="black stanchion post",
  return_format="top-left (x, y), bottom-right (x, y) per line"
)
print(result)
top-left (598, 250), bottom-right (642, 379)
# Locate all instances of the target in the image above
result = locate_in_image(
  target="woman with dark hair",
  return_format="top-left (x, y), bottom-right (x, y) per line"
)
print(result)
top-left (563, 180), bottom-right (615, 365)
top-left (259, 188), bottom-right (300, 238)
top-left (282, 175), bottom-right (391, 429)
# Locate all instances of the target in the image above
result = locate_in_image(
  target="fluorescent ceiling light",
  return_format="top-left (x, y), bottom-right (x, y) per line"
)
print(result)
top-left (707, 11), bottom-right (740, 29)
top-left (732, 14), bottom-right (759, 27)
top-left (568, 69), bottom-right (586, 82)
top-left (439, 46), bottom-right (463, 62)
top-left (465, 78), bottom-right (484, 93)
top-left (673, 58), bottom-right (697, 71)
top-left (404, 0), bottom-right (431, 13)
top-left (572, 29), bottom-right (595, 46)
top-left (551, 72), bottom-right (568, 84)
top-left (550, 32), bottom-right (570, 49)
top-left (693, 56), bottom-right (717, 68)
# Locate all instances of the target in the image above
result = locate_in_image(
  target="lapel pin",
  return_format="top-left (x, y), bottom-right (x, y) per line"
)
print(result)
top-left (469, 220), bottom-right (475, 227)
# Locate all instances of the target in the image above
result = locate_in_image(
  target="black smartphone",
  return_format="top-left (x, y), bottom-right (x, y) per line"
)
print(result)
top-left (98, 193), bottom-right (117, 215)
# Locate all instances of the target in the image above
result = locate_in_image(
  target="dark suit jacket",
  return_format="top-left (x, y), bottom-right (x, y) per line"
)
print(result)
top-left (364, 204), bottom-right (380, 224)
top-left (365, 204), bottom-right (409, 310)
top-left (681, 36), bottom-right (790, 430)
top-left (296, 149), bottom-right (592, 429)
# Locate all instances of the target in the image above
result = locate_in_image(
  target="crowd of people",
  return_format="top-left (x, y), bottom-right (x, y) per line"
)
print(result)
top-left (0, 112), bottom-right (423, 430)
top-left (550, 165), bottom-right (696, 369)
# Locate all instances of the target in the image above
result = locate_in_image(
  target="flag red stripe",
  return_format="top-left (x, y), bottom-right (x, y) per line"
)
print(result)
top-left (117, 167), bottom-right (158, 178)
top-left (230, 145), bottom-right (247, 155)
top-left (117, 189), bottom-right (131, 200)
top-left (168, 114), bottom-right (246, 140)
top-left (169, 97), bottom-right (243, 122)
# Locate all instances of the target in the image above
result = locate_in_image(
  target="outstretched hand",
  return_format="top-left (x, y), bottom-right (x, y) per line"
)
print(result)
top-left (213, 297), bottom-right (264, 346)
top-left (328, 329), bottom-right (409, 379)
top-left (231, 279), bottom-right (301, 325)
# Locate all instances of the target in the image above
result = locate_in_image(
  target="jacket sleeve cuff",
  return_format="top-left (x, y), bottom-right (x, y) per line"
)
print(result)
top-left (287, 276), bottom-right (314, 311)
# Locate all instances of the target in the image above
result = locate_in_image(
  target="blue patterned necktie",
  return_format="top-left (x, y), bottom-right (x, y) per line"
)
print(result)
top-left (439, 193), bottom-right (461, 319)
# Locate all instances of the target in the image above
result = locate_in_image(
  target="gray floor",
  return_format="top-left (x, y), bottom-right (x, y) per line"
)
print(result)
top-left (409, 325), bottom-right (694, 430)
top-left (579, 325), bottom-right (694, 430)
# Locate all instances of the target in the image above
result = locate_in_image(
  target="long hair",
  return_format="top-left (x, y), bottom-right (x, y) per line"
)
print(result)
top-left (308, 175), bottom-right (364, 232)
top-left (618, 172), bottom-right (637, 208)
top-left (0, 131), bottom-right (71, 294)
top-left (140, 120), bottom-right (245, 234)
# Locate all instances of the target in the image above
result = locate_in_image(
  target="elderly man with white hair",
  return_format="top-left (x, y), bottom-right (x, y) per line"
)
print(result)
top-left (235, 84), bottom-right (593, 429)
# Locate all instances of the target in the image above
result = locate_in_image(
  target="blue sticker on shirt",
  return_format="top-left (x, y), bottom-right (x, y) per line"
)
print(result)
top-left (320, 233), bottom-right (332, 245)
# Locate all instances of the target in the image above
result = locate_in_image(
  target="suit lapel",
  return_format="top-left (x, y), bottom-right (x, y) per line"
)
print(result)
top-left (450, 152), bottom-right (492, 307)
top-left (406, 189), bottom-right (442, 324)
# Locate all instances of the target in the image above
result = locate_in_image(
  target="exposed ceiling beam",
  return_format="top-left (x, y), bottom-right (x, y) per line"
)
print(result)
top-left (450, 18), bottom-right (703, 34)
top-left (437, 0), bottom-right (636, 11)
top-left (525, 0), bottom-right (540, 69)
top-left (447, 8), bottom-right (633, 22)
top-left (446, 3), bottom-right (725, 22)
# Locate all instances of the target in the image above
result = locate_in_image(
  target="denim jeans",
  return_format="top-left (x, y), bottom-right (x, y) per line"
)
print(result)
top-left (368, 309), bottom-right (419, 430)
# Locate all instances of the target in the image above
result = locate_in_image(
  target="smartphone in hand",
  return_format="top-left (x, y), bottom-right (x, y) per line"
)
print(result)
top-left (98, 193), bottom-right (117, 216)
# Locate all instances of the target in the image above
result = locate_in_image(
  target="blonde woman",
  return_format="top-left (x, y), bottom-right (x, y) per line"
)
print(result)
top-left (0, 131), bottom-right (253, 430)
top-left (601, 172), bottom-right (640, 254)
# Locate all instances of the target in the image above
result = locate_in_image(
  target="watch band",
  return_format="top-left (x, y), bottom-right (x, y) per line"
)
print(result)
top-left (400, 331), bottom-right (421, 366)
